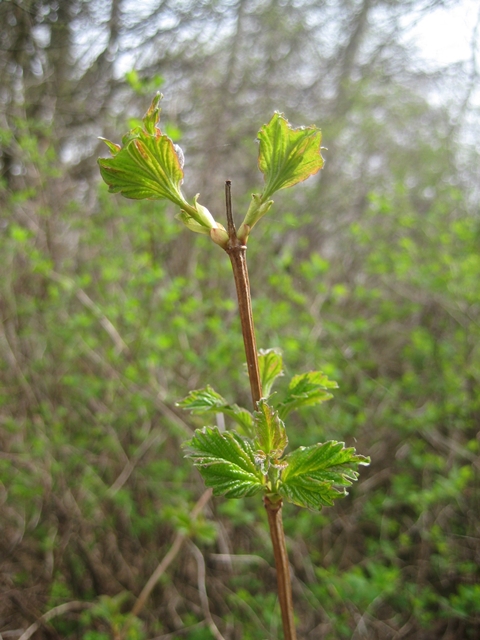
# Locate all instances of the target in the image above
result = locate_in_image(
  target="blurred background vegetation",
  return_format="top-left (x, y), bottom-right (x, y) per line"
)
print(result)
top-left (0, 0), bottom-right (479, 638)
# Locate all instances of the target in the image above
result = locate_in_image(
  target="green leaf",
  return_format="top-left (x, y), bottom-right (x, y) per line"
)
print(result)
top-left (258, 348), bottom-right (284, 397)
top-left (238, 113), bottom-right (324, 241)
top-left (99, 138), bottom-right (121, 156)
top-left (253, 399), bottom-right (288, 458)
top-left (221, 406), bottom-right (255, 437)
top-left (176, 385), bottom-right (253, 436)
top-left (257, 112), bottom-right (324, 200)
top-left (277, 371), bottom-right (338, 419)
top-left (175, 211), bottom-right (211, 236)
top-left (183, 427), bottom-right (265, 498)
top-left (98, 93), bottom-right (220, 234)
top-left (143, 92), bottom-right (161, 134)
top-left (280, 441), bottom-right (370, 510)
top-left (177, 386), bottom-right (255, 437)
top-left (177, 386), bottom-right (227, 414)
top-left (98, 94), bottom-right (186, 204)
top-left (98, 127), bottom-right (186, 203)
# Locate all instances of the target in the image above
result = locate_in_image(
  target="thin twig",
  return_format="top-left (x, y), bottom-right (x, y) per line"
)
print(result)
top-left (132, 534), bottom-right (185, 617)
top-left (78, 337), bottom-right (193, 436)
top-left (107, 430), bottom-right (165, 496)
top-left (131, 488), bottom-right (213, 617)
top-left (209, 553), bottom-right (270, 567)
top-left (18, 601), bottom-right (93, 640)
top-left (148, 622), bottom-right (206, 639)
top-left (189, 541), bottom-right (226, 640)
top-left (49, 271), bottom-right (128, 354)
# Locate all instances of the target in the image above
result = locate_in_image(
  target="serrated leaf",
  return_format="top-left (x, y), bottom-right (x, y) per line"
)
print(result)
top-left (258, 348), bottom-right (284, 397)
top-left (143, 91), bottom-right (162, 134)
top-left (98, 137), bottom-right (121, 156)
top-left (280, 441), bottom-right (370, 510)
top-left (277, 371), bottom-right (338, 419)
top-left (221, 406), bottom-right (254, 437)
top-left (98, 96), bottom-right (186, 205)
top-left (98, 93), bottom-right (219, 233)
top-left (280, 476), bottom-right (345, 510)
top-left (257, 112), bottom-right (324, 200)
top-left (183, 427), bottom-right (265, 498)
top-left (254, 399), bottom-right (287, 457)
top-left (283, 441), bottom-right (368, 485)
top-left (177, 387), bottom-right (254, 437)
top-left (177, 386), bottom-right (227, 414)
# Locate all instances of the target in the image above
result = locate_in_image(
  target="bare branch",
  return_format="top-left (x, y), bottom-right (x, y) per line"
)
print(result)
top-left (131, 488), bottom-right (213, 617)
top-left (189, 541), bottom-right (226, 640)
top-left (18, 602), bottom-right (93, 640)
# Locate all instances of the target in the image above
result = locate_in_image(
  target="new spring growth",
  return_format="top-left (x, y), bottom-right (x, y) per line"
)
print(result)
top-left (98, 93), bottom-right (325, 247)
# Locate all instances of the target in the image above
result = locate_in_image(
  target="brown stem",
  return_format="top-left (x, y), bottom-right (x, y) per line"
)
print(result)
top-left (224, 181), bottom-right (262, 408)
top-left (226, 247), bottom-right (262, 407)
top-left (223, 181), bottom-right (296, 639)
top-left (264, 496), bottom-right (297, 640)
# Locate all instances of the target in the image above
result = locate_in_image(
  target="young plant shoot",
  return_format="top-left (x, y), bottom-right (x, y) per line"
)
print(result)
top-left (99, 93), bottom-right (370, 640)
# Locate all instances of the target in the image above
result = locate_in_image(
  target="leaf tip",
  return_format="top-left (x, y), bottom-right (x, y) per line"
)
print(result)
top-left (143, 92), bottom-right (164, 134)
top-left (98, 137), bottom-right (121, 156)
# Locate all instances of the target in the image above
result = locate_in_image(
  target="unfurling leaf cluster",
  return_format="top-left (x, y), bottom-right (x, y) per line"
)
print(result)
top-left (180, 349), bottom-right (369, 510)
top-left (237, 113), bottom-right (324, 242)
top-left (98, 93), bottom-right (228, 243)
top-left (98, 94), bottom-right (324, 245)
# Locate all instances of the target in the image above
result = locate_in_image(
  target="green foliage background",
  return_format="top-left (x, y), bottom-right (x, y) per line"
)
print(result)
top-left (1, 1), bottom-right (479, 638)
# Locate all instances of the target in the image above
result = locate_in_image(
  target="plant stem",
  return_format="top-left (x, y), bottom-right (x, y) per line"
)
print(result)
top-left (264, 496), bottom-right (297, 640)
top-left (224, 181), bottom-right (262, 408)
top-left (223, 181), bottom-right (297, 639)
